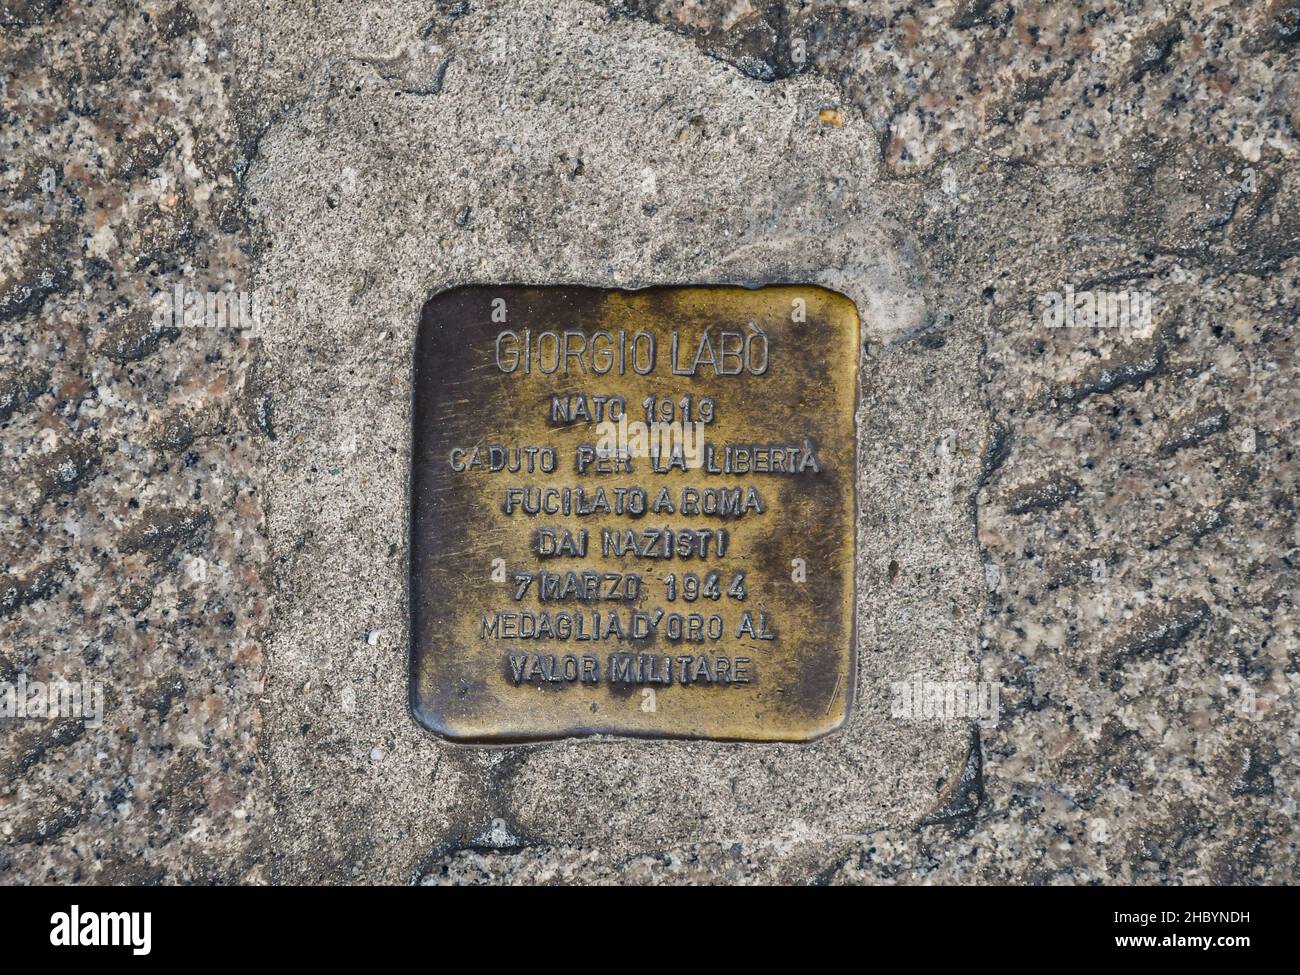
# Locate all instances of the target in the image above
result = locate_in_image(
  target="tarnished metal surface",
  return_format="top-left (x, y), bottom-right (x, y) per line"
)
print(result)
top-left (410, 285), bottom-right (859, 742)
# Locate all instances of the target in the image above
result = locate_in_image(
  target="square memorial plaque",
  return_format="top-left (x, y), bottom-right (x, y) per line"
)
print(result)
top-left (410, 285), bottom-right (859, 742)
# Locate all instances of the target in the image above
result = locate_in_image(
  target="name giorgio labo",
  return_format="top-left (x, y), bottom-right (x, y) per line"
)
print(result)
top-left (493, 325), bottom-right (770, 376)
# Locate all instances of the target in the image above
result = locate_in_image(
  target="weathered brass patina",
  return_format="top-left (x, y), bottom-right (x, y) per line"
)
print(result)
top-left (410, 285), bottom-right (859, 742)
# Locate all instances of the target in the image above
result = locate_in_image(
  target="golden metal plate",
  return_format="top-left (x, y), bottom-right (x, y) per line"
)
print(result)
top-left (410, 285), bottom-right (859, 742)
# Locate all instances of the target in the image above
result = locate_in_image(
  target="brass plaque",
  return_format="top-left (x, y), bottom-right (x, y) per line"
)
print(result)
top-left (410, 285), bottom-right (859, 742)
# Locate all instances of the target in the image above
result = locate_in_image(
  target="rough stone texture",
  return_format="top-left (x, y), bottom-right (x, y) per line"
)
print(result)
top-left (2, 0), bottom-right (1297, 885)
top-left (1, 0), bottom-right (267, 882)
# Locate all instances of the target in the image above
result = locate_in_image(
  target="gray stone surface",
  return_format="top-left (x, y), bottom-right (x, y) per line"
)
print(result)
top-left (1, 0), bottom-right (1296, 884)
